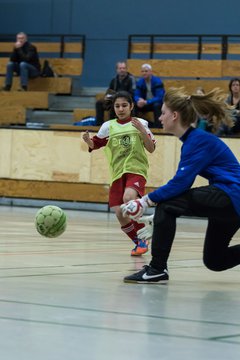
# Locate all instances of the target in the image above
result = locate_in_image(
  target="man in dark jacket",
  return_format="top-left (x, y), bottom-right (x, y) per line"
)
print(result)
top-left (134, 63), bottom-right (165, 128)
top-left (95, 61), bottom-right (136, 125)
top-left (3, 32), bottom-right (41, 91)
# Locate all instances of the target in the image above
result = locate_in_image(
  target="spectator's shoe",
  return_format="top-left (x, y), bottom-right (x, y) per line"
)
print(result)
top-left (131, 239), bottom-right (149, 256)
top-left (124, 265), bottom-right (169, 284)
top-left (1, 85), bottom-right (11, 91)
top-left (18, 86), bottom-right (27, 91)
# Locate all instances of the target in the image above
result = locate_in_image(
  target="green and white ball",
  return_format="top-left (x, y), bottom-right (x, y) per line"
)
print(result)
top-left (35, 205), bottom-right (67, 238)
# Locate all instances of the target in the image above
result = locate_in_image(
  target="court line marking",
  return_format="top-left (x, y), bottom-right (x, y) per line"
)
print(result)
top-left (0, 314), bottom-right (239, 344)
top-left (0, 298), bottom-right (239, 328)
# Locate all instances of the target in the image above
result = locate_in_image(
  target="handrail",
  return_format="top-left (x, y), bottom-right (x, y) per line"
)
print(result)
top-left (0, 34), bottom-right (86, 59)
top-left (128, 34), bottom-right (240, 60)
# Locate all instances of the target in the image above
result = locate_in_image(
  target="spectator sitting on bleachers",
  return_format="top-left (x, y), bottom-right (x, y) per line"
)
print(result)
top-left (134, 63), bottom-right (165, 128)
top-left (95, 61), bottom-right (135, 125)
top-left (2, 32), bottom-right (41, 92)
top-left (225, 78), bottom-right (240, 134)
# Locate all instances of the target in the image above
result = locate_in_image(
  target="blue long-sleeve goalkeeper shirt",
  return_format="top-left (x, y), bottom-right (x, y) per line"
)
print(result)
top-left (148, 127), bottom-right (240, 217)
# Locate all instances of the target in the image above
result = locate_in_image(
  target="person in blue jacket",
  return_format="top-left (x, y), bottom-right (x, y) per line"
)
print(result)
top-left (134, 63), bottom-right (165, 128)
top-left (121, 87), bottom-right (240, 283)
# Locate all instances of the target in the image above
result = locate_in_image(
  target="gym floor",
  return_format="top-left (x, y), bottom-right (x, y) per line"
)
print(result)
top-left (0, 205), bottom-right (239, 360)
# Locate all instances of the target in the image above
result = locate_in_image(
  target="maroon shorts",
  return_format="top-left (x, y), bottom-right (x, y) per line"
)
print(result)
top-left (109, 173), bottom-right (146, 208)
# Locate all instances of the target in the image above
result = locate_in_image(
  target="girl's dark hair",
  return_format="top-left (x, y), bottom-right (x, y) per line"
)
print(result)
top-left (112, 91), bottom-right (134, 105)
top-left (228, 78), bottom-right (240, 92)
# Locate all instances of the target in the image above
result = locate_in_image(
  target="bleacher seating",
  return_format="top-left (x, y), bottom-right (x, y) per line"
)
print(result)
top-left (163, 79), bottom-right (229, 93)
top-left (0, 34), bottom-right (85, 126)
top-left (0, 91), bottom-right (49, 108)
top-left (127, 34), bottom-right (240, 59)
top-left (73, 109), bottom-right (96, 122)
top-left (0, 91), bottom-right (49, 126)
top-left (0, 106), bottom-right (26, 125)
top-left (124, 34), bottom-right (240, 126)
top-left (0, 34), bottom-right (85, 93)
top-left (0, 77), bottom-right (71, 94)
top-left (73, 106), bottom-right (109, 124)
top-left (127, 34), bottom-right (240, 94)
top-left (1, 34), bottom-right (240, 128)
top-left (73, 92), bottom-right (111, 124)
top-left (127, 58), bottom-right (240, 83)
top-left (127, 59), bottom-right (223, 78)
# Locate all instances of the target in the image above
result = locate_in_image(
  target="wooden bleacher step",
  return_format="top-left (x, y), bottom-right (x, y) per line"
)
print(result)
top-left (0, 106), bottom-right (26, 125)
top-left (164, 79), bottom-right (229, 93)
top-left (0, 91), bottom-right (49, 109)
top-left (0, 77), bottom-right (72, 94)
top-left (127, 59), bottom-right (223, 78)
top-left (73, 108), bottom-right (112, 123)
top-left (73, 108), bottom-right (96, 122)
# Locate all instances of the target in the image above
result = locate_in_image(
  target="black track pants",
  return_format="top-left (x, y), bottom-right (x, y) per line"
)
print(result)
top-left (150, 186), bottom-right (240, 272)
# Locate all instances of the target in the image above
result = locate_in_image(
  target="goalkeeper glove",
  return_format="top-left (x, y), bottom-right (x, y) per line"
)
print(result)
top-left (136, 214), bottom-right (154, 240)
top-left (120, 195), bottom-right (155, 220)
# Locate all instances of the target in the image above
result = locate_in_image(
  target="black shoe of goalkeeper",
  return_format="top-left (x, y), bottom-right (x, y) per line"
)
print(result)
top-left (124, 265), bottom-right (169, 284)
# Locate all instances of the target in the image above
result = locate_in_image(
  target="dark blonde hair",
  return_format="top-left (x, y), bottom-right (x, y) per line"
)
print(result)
top-left (164, 87), bottom-right (233, 131)
top-left (194, 86), bottom-right (205, 95)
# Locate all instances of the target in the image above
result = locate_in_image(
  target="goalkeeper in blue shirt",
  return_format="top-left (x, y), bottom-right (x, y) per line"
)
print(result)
top-left (121, 87), bottom-right (240, 283)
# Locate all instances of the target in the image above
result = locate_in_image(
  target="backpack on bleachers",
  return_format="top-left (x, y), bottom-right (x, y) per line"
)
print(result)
top-left (74, 116), bottom-right (97, 126)
top-left (41, 60), bottom-right (55, 77)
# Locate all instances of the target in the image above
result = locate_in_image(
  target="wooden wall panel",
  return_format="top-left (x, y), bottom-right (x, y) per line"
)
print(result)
top-left (0, 129), bottom-right (239, 202)
top-left (0, 179), bottom-right (109, 203)
top-left (79, 135), bottom-right (93, 183)
top-left (89, 145), bottom-right (110, 184)
top-left (0, 129), bottom-right (12, 177)
top-left (51, 131), bottom-right (87, 182)
top-left (147, 135), bottom-right (177, 187)
top-left (10, 130), bottom-right (53, 180)
top-left (9, 130), bottom-right (92, 182)
top-left (222, 138), bottom-right (240, 162)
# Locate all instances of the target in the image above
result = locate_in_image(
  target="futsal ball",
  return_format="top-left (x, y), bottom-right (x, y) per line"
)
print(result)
top-left (35, 205), bottom-right (67, 238)
top-left (126, 200), bottom-right (142, 219)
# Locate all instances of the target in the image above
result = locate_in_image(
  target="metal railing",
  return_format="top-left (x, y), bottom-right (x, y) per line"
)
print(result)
top-left (0, 34), bottom-right (86, 59)
top-left (128, 34), bottom-right (240, 60)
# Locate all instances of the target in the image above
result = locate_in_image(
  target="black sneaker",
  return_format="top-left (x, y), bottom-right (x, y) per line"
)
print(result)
top-left (2, 85), bottom-right (11, 91)
top-left (124, 265), bottom-right (169, 284)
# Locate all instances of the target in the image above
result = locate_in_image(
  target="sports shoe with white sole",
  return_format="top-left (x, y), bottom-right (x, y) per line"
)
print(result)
top-left (124, 265), bottom-right (169, 284)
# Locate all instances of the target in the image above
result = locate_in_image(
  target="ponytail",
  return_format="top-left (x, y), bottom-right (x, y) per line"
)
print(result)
top-left (164, 87), bottom-right (233, 132)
